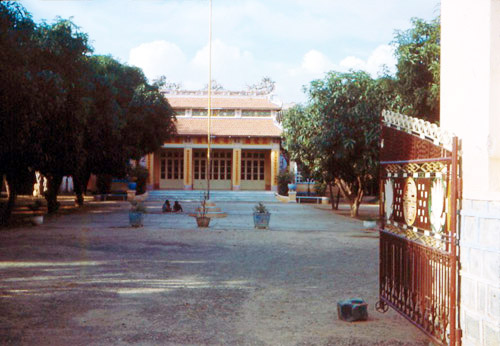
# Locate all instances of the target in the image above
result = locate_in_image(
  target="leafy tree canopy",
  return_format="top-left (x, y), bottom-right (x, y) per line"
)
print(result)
top-left (393, 17), bottom-right (440, 122)
top-left (0, 2), bottom-right (176, 221)
top-left (283, 71), bottom-right (385, 217)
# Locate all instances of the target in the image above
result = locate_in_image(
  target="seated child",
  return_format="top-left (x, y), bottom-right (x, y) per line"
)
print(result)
top-left (162, 199), bottom-right (172, 212)
top-left (173, 200), bottom-right (183, 212)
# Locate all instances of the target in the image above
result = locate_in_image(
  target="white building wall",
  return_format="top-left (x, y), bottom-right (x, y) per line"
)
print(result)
top-left (441, 1), bottom-right (500, 345)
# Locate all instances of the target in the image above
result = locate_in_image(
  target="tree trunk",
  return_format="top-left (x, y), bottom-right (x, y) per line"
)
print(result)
top-left (350, 202), bottom-right (359, 217)
top-left (328, 183), bottom-right (338, 210)
top-left (336, 178), bottom-right (364, 218)
top-left (74, 180), bottom-right (84, 207)
top-left (73, 172), bottom-right (88, 207)
top-left (349, 178), bottom-right (365, 217)
top-left (45, 175), bottom-right (62, 214)
top-left (0, 178), bottom-right (17, 226)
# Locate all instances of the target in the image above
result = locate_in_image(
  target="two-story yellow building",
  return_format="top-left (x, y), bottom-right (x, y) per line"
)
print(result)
top-left (146, 90), bottom-right (283, 191)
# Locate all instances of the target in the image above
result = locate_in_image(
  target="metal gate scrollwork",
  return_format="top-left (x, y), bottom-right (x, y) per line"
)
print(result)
top-left (377, 111), bottom-right (461, 345)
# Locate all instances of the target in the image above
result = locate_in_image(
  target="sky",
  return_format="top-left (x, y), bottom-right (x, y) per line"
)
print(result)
top-left (22, 0), bottom-right (440, 104)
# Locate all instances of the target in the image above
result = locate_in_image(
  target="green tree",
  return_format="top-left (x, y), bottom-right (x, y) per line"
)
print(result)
top-left (0, 2), bottom-right (39, 223)
top-left (283, 71), bottom-right (384, 217)
top-left (30, 18), bottom-right (92, 212)
top-left (0, 3), bottom-right (177, 221)
top-left (393, 17), bottom-right (440, 123)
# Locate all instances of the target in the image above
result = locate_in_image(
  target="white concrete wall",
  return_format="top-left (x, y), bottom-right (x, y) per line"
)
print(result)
top-left (442, 1), bottom-right (500, 345)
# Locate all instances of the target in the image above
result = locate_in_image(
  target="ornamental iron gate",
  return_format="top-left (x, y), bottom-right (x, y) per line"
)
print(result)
top-left (376, 111), bottom-right (461, 345)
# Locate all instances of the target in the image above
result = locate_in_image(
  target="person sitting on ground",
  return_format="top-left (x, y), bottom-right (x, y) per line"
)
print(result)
top-left (162, 199), bottom-right (172, 213)
top-left (173, 200), bottom-right (183, 212)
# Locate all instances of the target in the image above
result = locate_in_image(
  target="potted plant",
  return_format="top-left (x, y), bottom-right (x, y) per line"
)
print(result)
top-left (277, 170), bottom-right (294, 195)
top-left (129, 200), bottom-right (146, 227)
top-left (195, 194), bottom-right (211, 228)
top-left (28, 199), bottom-right (44, 225)
top-left (253, 202), bottom-right (271, 229)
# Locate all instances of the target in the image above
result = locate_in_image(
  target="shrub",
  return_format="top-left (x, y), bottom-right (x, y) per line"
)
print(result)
top-left (129, 165), bottom-right (149, 195)
top-left (253, 202), bottom-right (268, 213)
top-left (277, 170), bottom-right (294, 195)
top-left (314, 181), bottom-right (327, 196)
top-left (96, 174), bottom-right (113, 195)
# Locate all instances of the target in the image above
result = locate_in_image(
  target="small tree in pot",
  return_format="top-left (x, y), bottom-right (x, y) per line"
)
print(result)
top-left (129, 200), bottom-right (146, 227)
top-left (253, 202), bottom-right (270, 229)
top-left (195, 194), bottom-right (210, 228)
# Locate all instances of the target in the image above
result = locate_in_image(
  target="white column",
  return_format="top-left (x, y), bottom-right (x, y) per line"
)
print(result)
top-left (442, 1), bottom-right (500, 345)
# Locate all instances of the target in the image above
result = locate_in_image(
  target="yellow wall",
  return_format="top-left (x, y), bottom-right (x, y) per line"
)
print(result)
top-left (160, 179), bottom-right (183, 189)
top-left (241, 180), bottom-right (265, 190)
top-left (194, 180), bottom-right (231, 190)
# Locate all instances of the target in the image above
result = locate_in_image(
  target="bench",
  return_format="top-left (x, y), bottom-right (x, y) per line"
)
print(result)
top-left (296, 196), bottom-right (330, 204)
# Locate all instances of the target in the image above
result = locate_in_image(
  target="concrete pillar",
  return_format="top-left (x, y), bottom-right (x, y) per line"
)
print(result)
top-left (442, 1), bottom-right (500, 344)
top-left (232, 148), bottom-right (241, 190)
top-left (183, 147), bottom-right (193, 190)
top-left (270, 149), bottom-right (279, 192)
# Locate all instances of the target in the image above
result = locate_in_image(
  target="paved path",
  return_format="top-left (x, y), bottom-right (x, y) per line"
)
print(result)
top-left (0, 194), bottom-right (430, 345)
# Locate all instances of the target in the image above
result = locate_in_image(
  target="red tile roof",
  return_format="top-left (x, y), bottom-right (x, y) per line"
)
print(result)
top-left (166, 96), bottom-right (281, 110)
top-left (175, 117), bottom-right (282, 137)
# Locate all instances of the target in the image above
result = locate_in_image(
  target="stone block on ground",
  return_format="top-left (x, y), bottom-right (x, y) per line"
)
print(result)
top-left (337, 298), bottom-right (368, 322)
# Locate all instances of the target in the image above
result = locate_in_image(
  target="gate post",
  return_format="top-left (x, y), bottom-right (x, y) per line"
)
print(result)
top-left (450, 136), bottom-right (460, 345)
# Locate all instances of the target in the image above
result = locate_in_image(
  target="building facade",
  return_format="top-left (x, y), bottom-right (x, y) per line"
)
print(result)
top-left (442, 1), bottom-right (500, 344)
top-left (146, 90), bottom-right (283, 191)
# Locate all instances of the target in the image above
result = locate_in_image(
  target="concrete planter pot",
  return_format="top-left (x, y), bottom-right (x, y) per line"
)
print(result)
top-left (363, 220), bottom-right (377, 229)
top-left (253, 212), bottom-right (271, 229)
top-left (287, 183), bottom-right (297, 191)
top-left (196, 216), bottom-right (210, 228)
top-left (129, 211), bottom-right (143, 227)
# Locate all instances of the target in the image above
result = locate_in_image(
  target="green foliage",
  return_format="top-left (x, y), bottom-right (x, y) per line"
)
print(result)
top-left (277, 170), bottom-right (294, 196)
top-left (0, 2), bottom-right (176, 222)
top-left (96, 174), bottom-right (112, 195)
top-left (393, 17), bottom-right (440, 122)
top-left (283, 71), bottom-right (384, 217)
top-left (314, 181), bottom-right (327, 196)
top-left (253, 202), bottom-right (268, 214)
top-left (129, 165), bottom-right (149, 195)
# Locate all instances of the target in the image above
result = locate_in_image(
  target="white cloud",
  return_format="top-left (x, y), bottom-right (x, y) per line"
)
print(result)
top-left (280, 44), bottom-right (396, 103)
top-left (301, 50), bottom-right (335, 74)
top-left (340, 44), bottom-right (396, 76)
top-left (129, 41), bottom-right (187, 81)
top-left (128, 40), bottom-right (396, 104)
top-left (128, 39), bottom-right (259, 90)
top-left (192, 39), bottom-right (256, 89)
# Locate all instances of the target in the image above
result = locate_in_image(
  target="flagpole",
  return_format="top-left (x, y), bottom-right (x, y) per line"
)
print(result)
top-left (206, 0), bottom-right (212, 200)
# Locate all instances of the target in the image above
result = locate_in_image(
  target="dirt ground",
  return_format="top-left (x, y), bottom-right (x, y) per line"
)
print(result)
top-left (0, 198), bottom-right (431, 345)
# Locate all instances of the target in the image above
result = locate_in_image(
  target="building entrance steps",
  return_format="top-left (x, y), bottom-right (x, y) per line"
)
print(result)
top-left (147, 190), bottom-right (277, 203)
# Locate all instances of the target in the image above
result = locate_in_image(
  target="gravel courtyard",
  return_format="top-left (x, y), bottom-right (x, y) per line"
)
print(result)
top-left (0, 197), bottom-right (431, 345)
